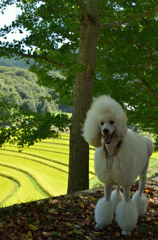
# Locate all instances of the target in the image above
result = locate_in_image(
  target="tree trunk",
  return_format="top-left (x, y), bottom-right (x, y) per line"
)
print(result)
top-left (67, 0), bottom-right (100, 194)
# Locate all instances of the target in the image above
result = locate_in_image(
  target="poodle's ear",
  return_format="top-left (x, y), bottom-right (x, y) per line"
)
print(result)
top-left (114, 113), bottom-right (127, 141)
top-left (82, 110), bottom-right (102, 148)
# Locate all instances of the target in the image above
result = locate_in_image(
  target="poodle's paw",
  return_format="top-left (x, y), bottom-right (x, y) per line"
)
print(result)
top-left (122, 230), bottom-right (131, 235)
top-left (111, 189), bottom-right (124, 211)
top-left (132, 190), bottom-right (147, 216)
top-left (116, 200), bottom-right (138, 234)
top-left (95, 197), bottom-right (114, 228)
top-left (94, 223), bottom-right (104, 230)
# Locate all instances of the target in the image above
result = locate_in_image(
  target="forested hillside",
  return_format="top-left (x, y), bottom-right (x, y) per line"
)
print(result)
top-left (0, 66), bottom-right (59, 125)
top-left (0, 57), bottom-right (73, 114)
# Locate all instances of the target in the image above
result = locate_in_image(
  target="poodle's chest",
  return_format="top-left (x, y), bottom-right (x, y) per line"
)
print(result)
top-left (94, 150), bottom-right (124, 185)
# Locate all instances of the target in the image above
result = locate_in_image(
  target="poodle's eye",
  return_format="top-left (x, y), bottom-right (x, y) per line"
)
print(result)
top-left (109, 120), bottom-right (114, 125)
top-left (100, 121), bottom-right (104, 126)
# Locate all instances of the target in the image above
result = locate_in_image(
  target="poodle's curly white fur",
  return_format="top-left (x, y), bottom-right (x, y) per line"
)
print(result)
top-left (82, 95), bottom-right (153, 235)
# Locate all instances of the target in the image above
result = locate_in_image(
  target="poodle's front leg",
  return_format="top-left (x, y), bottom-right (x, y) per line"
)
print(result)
top-left (111, 186), bottom-right (124, 211)
top-left (116, 186), bottom-right (138, 235)
top-left (94, 184), bottom-right (114, 230)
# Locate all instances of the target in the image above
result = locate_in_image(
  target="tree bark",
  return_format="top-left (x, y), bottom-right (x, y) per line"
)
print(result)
top-left (67, 0), bottom-right (100, 194)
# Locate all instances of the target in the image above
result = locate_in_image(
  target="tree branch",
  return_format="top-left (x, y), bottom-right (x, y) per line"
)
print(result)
top-left (147, 117), bottom-right (158, 122)
top-left (116, 61), bottom-right (158, 70)
top-left (2, 117), bottom-right (71, 142)
top-left (0, 47), bottom-right (68, 69)
top-left (136, 73), bottom-right (158, 100)
top-left (100, 8), bottom-right (158, 28)
top-left (2, 119), bottom-right (42, 141)
top-left (94, 77), bottom-right (154, 108)
top-left (125, 108), bottom-right (158, 122)
top-left (77, 0), bottom-right (89, 24)
top-left (143, 17), bottom-right (150, 27)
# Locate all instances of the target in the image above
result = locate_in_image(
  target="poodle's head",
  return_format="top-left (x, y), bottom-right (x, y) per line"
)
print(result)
top-left (82, 95), bottom-right (127, 147)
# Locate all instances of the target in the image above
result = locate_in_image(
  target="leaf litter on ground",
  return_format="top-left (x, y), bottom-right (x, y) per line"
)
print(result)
top-left (0, 179), bottom-right (157, 240)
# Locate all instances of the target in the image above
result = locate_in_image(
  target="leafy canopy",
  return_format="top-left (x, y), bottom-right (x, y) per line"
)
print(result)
top-left (0, 0), bottom-right (158, 148)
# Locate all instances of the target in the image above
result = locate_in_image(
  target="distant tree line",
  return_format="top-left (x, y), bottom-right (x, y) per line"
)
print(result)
top-left (0, 56), bottom-right (31, 69)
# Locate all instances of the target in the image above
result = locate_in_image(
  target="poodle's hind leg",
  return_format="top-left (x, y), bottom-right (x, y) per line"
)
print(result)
top-left (116, 186), bottom-right (138, 235)
top-left (132, 160), bottom-right (149, 216)
top-left (94, 184), bottom-right (114, 230)
top-left (111, 186), bottom-right (124, 211)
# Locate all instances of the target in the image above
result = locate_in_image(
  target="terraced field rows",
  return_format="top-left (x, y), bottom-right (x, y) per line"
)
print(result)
top-left (0, 134), bottom-right (95, 207)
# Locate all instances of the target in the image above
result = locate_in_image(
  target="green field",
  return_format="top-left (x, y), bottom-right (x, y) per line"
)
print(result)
top-left (0, 133), bottom-right (95, 207)
top-left (0, 133), bottom-right (157, 207)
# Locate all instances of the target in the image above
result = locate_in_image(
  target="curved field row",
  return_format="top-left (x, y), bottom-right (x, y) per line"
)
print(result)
top-left (43, 138), bottom-right (70, 145)
top-left (1, 145), bottom-right (95, 175)
top-left (0, 134), bottom-right (96, 207)
top-left (4, 141), bottom-right (95, 161)
top-left (0, 150), bottom-right (69, 173)
top-left (0, 165), bottom-right (48, 207)
top-left (0, 175), bottom-right (18, 204)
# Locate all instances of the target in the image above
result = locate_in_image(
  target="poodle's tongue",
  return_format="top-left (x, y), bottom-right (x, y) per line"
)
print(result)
top-left (104, 135), bottom-right (112, 144)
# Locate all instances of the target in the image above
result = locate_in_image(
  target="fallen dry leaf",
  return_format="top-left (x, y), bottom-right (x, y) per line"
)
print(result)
top-left (94, 232), bottom-right (104, 236)
top-left (43, 232), bottom-right (53, 237)
top-left (27, 231), bottom-right (33, 237)
top-left (146, 217), bottom-right (152, 221)
top-left (28, 224), bottom-right (37, 231)
top-left (115, 232), bottom-right (121, 236)
top-left (65, 222), bottom-right (73, 227)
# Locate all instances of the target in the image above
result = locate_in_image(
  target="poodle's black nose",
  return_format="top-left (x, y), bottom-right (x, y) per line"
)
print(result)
top-left (103, 128), bottom-right (109, 134)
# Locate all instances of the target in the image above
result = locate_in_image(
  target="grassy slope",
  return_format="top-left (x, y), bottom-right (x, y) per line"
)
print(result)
top-left (0, 133), bottom-right (95, 206)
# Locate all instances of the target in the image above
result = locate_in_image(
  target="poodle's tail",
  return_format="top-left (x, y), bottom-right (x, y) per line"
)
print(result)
top-left (142, 137), bottom-right (153, 158)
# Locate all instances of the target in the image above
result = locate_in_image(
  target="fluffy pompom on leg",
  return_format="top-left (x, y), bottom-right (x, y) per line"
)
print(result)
top-left (111, 188), bottom-right (124, 211)
top-left (94, 197), bottom-right (114, 230)
top-left (132, 190), bottom-right (147, 216)
top-left (116, 200), bottom-right (138, 235)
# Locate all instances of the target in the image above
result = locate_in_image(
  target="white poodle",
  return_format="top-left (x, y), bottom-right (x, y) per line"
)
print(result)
top-left (82, 95), bottom-right (153, 235)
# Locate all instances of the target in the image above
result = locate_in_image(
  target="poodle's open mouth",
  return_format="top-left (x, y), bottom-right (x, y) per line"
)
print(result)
top-left (104, 131), bottom-right (114, 144)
